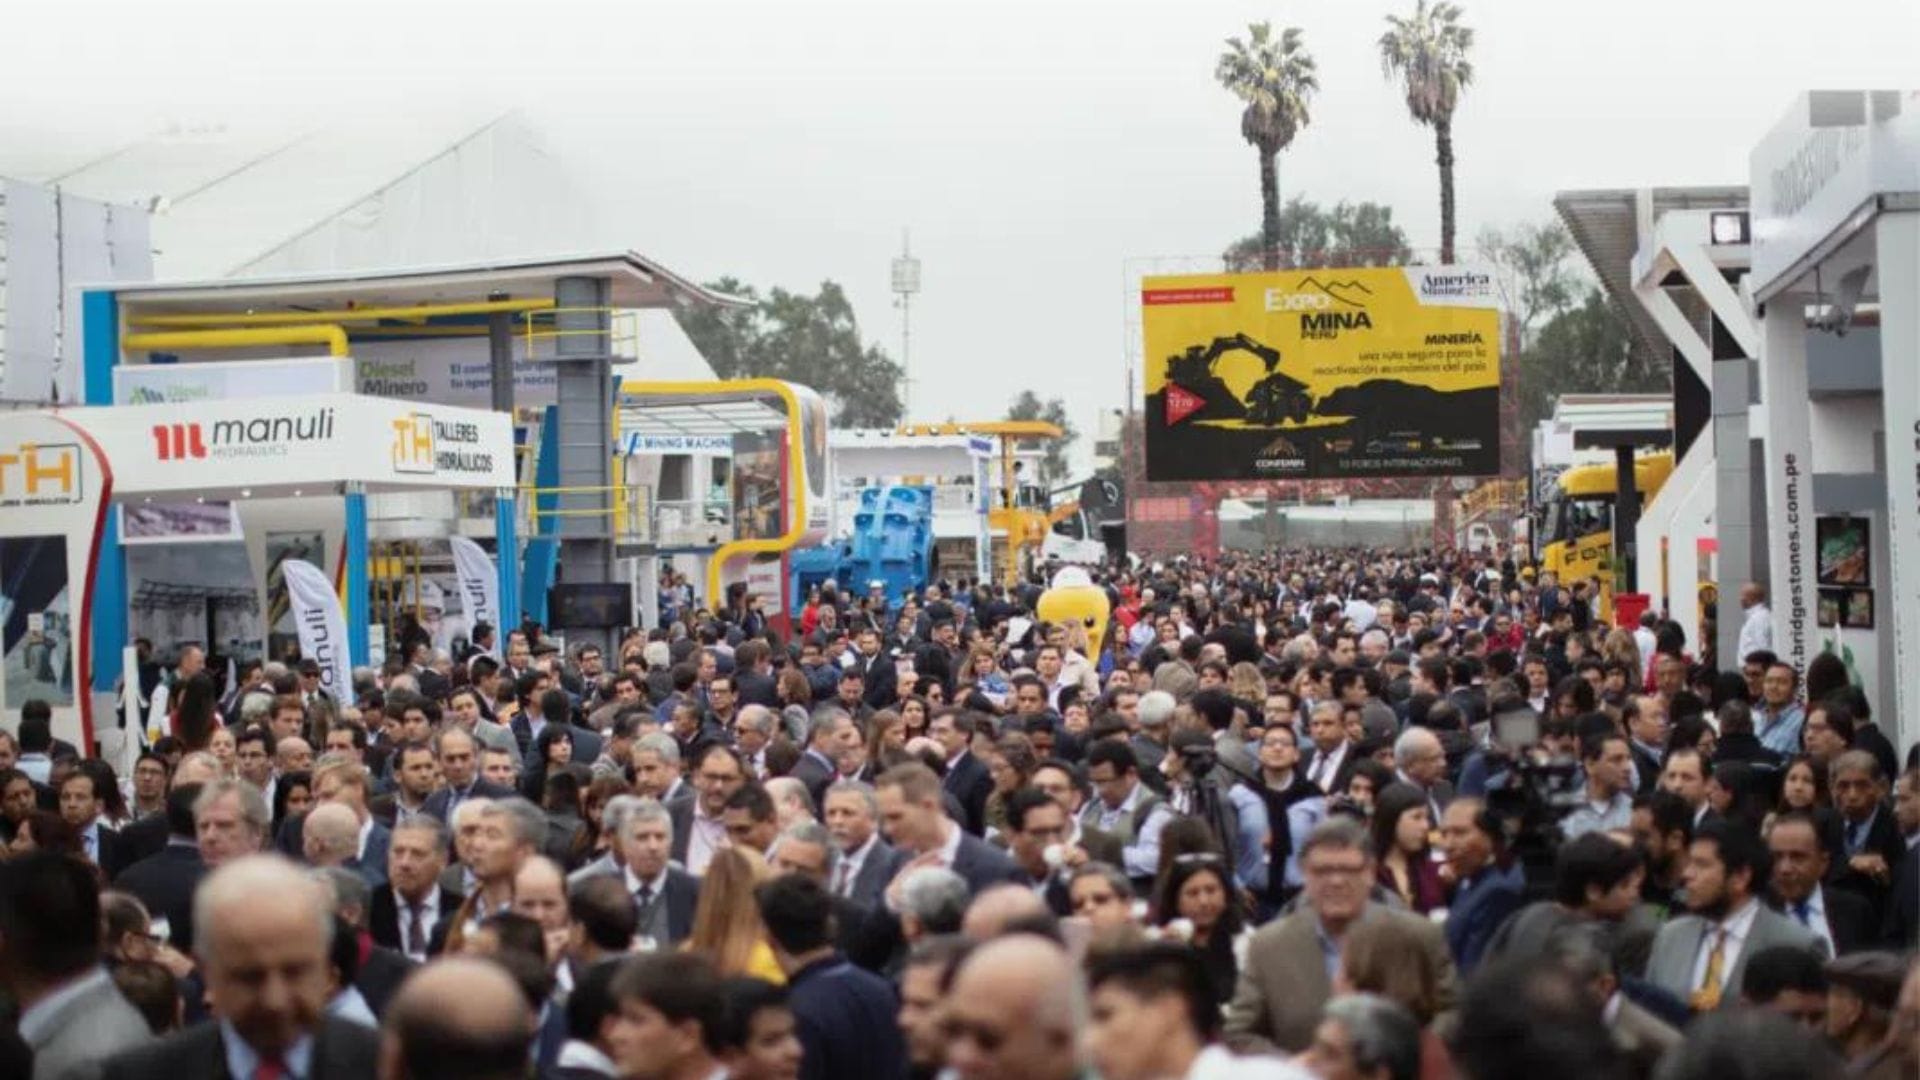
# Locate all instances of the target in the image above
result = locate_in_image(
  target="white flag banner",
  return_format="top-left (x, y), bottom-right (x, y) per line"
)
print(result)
top-left (283, 559), bottom-right (353, 704)
top-left (448, 536), bottom-right (500, 656)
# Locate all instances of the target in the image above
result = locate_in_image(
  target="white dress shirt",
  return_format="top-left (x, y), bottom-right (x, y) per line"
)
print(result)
top-left (1307, 742), bottom-right (1349, 791)
top-left (837, 833), bottom-right (879, 897)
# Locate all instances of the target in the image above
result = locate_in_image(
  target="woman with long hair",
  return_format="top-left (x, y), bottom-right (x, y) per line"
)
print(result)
top-left (1776, 754), bottom-right (1832, 815)
top-left (866, 710), bottom-right (905, 757)
top-left (898, 696), bottom-right (931, 741)
top-left (1344, 759), bottom-right (1395, 814)
top-left (520, 726), bottom-right (574, 801)
top-left (76, 759), bottom-right (133, 828)
top-left (1707, 760), bottom-right (1768, 833)
top-left (1340, 912), bottom-right (1456, 1079)
top-left (171, 672), bottom-right (220, 750)
top-left (1152, 855), bottom-right (1246, 1005)
top-left (963, 647), bottom-right (1009, 710)
top-left (983, 733), bottom-right (1037, 839)
top-left (777, 668), bottom-right (814, 743)
top-left (1599, 629), bottom-right (1642, 685)
top-left (683, 847), bottom-right (784, 982)
top-left (272, 770), bottom-right (314, 835)
top-left (1373, 783), bottom-right (1446, 914)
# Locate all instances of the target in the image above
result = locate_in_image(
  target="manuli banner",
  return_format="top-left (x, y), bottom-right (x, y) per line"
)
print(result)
top-left (282, 558), bottom-right (352, 704)
top-left (1140, 266), bottom-right (1502, 481)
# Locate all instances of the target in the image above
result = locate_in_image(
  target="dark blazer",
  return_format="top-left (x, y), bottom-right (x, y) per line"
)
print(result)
top-left (1819, 884), bottom-right (1878, 956)
top-left (658, 865), bottom-right (701, 945)
top-left (784, 955), bottom-right (910, 1080)
top-left (1445, 861), bottom-right (1527, 975)
top-left (942, 750), bottom-right (994, 836)
top-left (89, 823), bottom-right (135, 879)
top-left (735, 669), bottom-right (781, 709)
top-left (950, 829), bottom-right (1024, 896)
top-left (102, 1015), bottom-right (379, 1080)
top-left (1630, 743), bottom-right (1664, 795)
top-left (368, 883), bottom-right (464, 957)
top-left (852, 651), bottom-right (898, 708)
top-left (113, 840), bottom-right (207, 951)
top-left (116, 811), bottom-right (172, 865)
top-left (1884, 843), bottom-right (1919, 949)
top-left (421, 778), bottom-right (517, 824)
top-left (355, 939), bottom-right (415, 1018)
top-left (1300, 743), bottom-right (1359, 796)
top-left (1826, 802), bottom-right (1906, 918)
top-left (668, 799), bottom-right (697, 866)
top-left (790, 749), bottom-right (839, 812)
top-left (847, 837), bottom-right (907, 911)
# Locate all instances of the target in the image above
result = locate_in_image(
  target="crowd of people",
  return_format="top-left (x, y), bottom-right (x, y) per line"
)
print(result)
top-left (1, 544), bottom-right (1917, 1080)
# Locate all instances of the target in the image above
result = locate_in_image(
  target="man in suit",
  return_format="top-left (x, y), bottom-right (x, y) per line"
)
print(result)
top-left (875, 762), bottom-right (1022, 896)
top-left (529, 689), bottom-right (604, 771)
top-left (1004, 788), bottom-right (1075, 915)
top-left (1224, 816), bottom-right (1457, 1053)
top-left (1826, 751), bottom-right (1905, 922)
top-left (420, 727), bottom-right (515, 825)
top-left (1541, 923), bottom-right (1682, 1079)
top-left (758, 875), bottom-right (910, 1080)
top-left (1645, 821), bottom-right (1820, 1011)
top-left (3, 852), bottom-right (154, 1078)
top-left (929, 709), bottom-right (993, 836)
top-left (59, 767), bottom-right (132, 878)
top-left (617, 797), bottom-right (700, 946)
top-left (1660, 747), bottom-right (1719, 832)
top-left (1624, 695), bottom-right (1668, 794)
top-left (1300, 700), bottom-right (1359, 796)
top-left (311, 759), bottom-right (390, 889)
top-left (370, 817), bottom-right (462, 961)
top-left (115, 784), bottom-right (211, 952)
top-left (823, 780), bottom-right (905, 910)
top-left (732, 639), bottom-right (782, 709)
top-left (1439, 798), bottom-right (1527, 975)
top-left (790, 716), bottom-right (844, 812)
top-left (669, 743), bottom-right (745, 875)
top-left (849, 628), bottom-right (898, 708)
top-left (1768, 811), bottom-right (1876, 956)
top-left (368, 740), bottom-right (439, 830)
top-left (103, 854), bottom-right (380, 1080)
top-left (1392, 726), bottom-right (1455, 822)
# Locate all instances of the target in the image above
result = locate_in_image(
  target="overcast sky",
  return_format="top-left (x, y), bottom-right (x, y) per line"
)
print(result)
top-left (5, 0), bottom-right (1917, 460)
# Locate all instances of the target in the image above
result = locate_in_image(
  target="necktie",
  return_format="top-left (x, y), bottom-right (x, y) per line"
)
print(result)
top-left (1692, 928), bottom-right (1727, 1011)
top-left (834, 859), bottom-right (854, 897)
top-left (1792, 900), bottom-right (1812, 927)
top-left (1848, 820), bottom-right (1865, 856)
top-left (408, 901), bottom-right (429, 959)
top-left (635, 882), bottom-right (656, 925)
top-left (253, 1058), bottom-right (287, 1080)
top-left (1311, 755), bottom-right (1330, 790)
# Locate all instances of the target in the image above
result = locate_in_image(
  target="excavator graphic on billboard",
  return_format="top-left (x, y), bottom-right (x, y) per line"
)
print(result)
top-left (1162, 332), bottom-right (1315, 427)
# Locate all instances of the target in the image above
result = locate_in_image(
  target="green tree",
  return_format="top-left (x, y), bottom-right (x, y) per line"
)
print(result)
top-left (1515, 286), bottom-right (1660, 436)
top-left (1478, 220), bottom-right (1580, 345)
top-left (1216, 22), bottom-right (1319, 272)
top-left (673, 277), bottom-right (904, 427)
top-left (1379, 1), bottom-right (1474, 264)
top-left (1223, 197), bottom-right (1414, 271)
top-left (1006, 390), bottom-right (1077, 485)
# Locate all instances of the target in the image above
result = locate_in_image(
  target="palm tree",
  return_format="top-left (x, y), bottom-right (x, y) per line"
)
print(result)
top-left (1379, 1), bottom-right (1474, 264)
top-left (1216, 23), bottom-right (1318, 271)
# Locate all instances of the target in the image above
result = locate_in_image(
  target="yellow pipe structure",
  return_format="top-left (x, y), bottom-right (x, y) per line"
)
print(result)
top-left (127, 297), bottom-right (554, 328)
top-left (620, 378), bottom-right (814, 608)
top-left (122, 324), bottom-right (350, 358)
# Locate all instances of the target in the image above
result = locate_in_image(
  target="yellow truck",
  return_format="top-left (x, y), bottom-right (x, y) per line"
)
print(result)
top-left (1537, 452), bottom-right (1674, 607)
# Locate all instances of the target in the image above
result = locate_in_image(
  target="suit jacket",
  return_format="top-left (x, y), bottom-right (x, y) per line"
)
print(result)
top-left (1885, 842), bottom-right (1919, 949)
top-left (1644, 903), bottom-right (1819, 1009)
top-left (1224, 902), bottom-right (1457, 1054)
top-left (369, 883), bottom-right (464, 957)
top-left (1300, 743), bottom-right (1360, 796)
top-left (420, 778), bottom-right (517, 824)
top-left (354, 940), bottom-right (415, 1019)
top-left (115, 811), bottom-right (171, 866)
top-left (942, 750), bottom-right (994, 837)
top-left (784, 954), bottom-right (910, 1080)
top-left (1826, 803), bottom-right (1906, 919)
top-left (1630, 743), bottom-right (1664, 796)
top-left (23, 970), bottom-right (153, 1080)
top-left (1445, 861), bottom-right (1527, 974)
top-left (735, 669), bottom-right (780, 709)
top-left (657, 866), bottom-right (701, 945)
top-left (113, 840), bottom-right (207, 952)
top-left (1794, 884), bottom-right (1879, 956)
top-left (852, 652), bottom-right (898, 708)
top-left (949, 829), bottom-right (1025, 896)
top-left (790, 750), bottom-right (839, 812)
top-left (101, 1015), bottom-right (379, 1080)
top-left (357, 821), bottom-right (393, 889)
top-left (668, 799), bottom-right (696, 866)
top-left (846, 837), bottom-right (907, 912)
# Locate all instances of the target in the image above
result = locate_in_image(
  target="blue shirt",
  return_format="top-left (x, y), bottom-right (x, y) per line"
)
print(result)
top-left (220, 1020), bottom-right (314, 1080)
top-left (1756, 703), bottom-right (1805, 757)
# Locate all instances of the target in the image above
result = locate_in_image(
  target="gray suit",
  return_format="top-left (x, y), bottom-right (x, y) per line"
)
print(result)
top-left (1644, 903), bottom-right (1820, 1009)
top-left (1223, 902), bottom-right (1457, 1054)
top-left (23, 969), bottom-right (153, 1080)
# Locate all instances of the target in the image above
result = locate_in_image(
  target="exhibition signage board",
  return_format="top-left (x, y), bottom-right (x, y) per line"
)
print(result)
top-left (1749, 90), bottom-right (1920, 301)
top-left (1140, 266), bottom-right (1502, 481)
top-left (13, 393), bottom-right (516, 499)
top-left (619, 433), bottom-right (734, 455)
top-left (113, 357), bottom-right (354, 405)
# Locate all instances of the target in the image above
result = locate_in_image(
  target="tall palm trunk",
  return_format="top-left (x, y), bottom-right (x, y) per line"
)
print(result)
top-left (1259, 149), bottom-right (1280, 271)
top-left (1435, 117), bottom-right (1456, 265)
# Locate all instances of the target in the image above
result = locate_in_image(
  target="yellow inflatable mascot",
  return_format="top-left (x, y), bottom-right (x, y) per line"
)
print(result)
top-left (1035, 566), bottom-right (1111, 660)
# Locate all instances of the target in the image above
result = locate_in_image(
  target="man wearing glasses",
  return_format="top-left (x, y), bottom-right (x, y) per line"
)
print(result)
top-left (1222, 818), bottom-right (1456, 1054)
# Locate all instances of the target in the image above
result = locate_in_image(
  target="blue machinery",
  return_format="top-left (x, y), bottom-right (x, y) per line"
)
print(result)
top-left (789, 484), bottom-right (935, 611)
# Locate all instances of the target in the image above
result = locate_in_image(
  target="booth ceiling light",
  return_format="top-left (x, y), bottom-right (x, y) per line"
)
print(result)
top-left (1710, 210), bottom-right (1751, 246)
top-left (127, 297), bottom-right (556, 328)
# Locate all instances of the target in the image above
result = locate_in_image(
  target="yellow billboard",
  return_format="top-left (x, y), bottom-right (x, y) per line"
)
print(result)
top-left (1141, 266), bottom-right (1502, 480)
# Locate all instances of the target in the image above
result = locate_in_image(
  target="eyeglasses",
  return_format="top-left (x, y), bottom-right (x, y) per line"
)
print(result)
top-left (1174, 852), bottom-right (1225, 867)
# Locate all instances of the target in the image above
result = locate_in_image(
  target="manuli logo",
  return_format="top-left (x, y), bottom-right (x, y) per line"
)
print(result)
top-left (152, 423), bottom-right (207, 461)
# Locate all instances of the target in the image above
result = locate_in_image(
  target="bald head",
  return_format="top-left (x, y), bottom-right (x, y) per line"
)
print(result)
top-left (945, 934), bottom-right (1083, 1080)
top-left (171, 751), bottom-right (222, 788)
top-left (961, 883), bottom-right (1052, 941)
top-left (510, 855), bottom-right (568, 931)
top-left (379, 958), bottom-right (534, 1080)
top-left (303, 802), bottom-right (361, 865)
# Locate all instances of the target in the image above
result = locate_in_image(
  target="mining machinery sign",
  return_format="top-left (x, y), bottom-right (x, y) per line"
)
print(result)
top-left (1141, 267), bottom-right (1502, 481)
